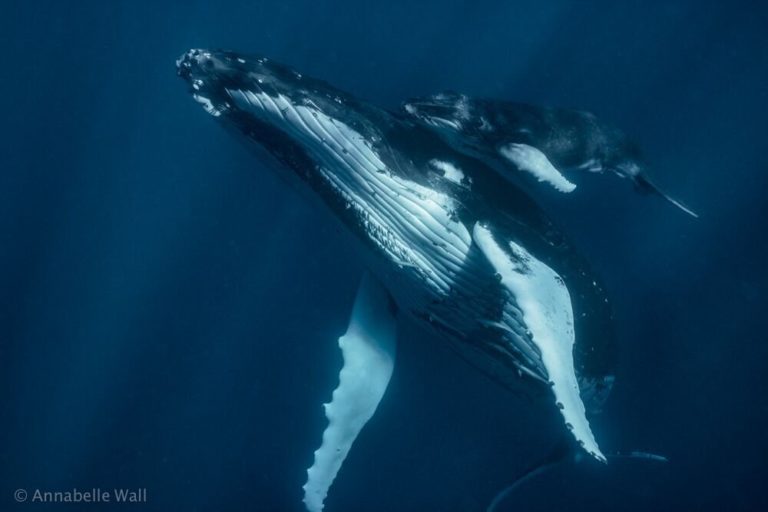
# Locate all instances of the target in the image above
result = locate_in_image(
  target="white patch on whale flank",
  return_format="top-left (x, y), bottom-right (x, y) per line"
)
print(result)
top-left (192, 94), bottom-right (221, 117)
top-left (577, 158), bottom-right (603, 173)
top-left (428, 159), bottom-right (465, 184)
top-left (454, 94), bottom-right (471, 121)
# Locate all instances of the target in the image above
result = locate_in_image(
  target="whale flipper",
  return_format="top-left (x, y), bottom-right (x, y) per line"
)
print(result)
top-left (303, 273), bottom-right (398, 512)
top-left (498, 143), bottom-right (577, 193)
top-left (473, 224), bottom-right (604, 461)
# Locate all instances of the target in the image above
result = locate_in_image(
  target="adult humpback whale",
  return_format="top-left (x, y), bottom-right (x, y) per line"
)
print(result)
top-left (177, 49), bottom-right (616, 511)
top-left (404, 91), bottom-right (698, 217)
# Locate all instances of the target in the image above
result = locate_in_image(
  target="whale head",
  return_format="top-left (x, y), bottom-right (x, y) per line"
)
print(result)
top-left (177, 49), bottom-right (394, 189)
top-left (176, 49), bottom-right (317, 118)
top-left (403, 91), bottom-right (479, 132)
top-left (402, 92), bottom-right (495, 156)
top-left (176, 48), bottom-right (378, 131)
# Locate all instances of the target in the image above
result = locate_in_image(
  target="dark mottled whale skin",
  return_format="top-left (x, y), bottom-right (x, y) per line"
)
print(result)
top-left (403, 91), bottom-right (697, 216)
top-left (177, 54), bottom-right (627, 511)
top-left (178, 48), bottom-right (622, 510)
top-left (177, 50), bottom-right (615, 405)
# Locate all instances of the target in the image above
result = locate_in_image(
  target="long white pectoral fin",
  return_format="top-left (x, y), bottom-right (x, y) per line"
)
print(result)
top-left (302, 273), bottom-right (398, 512)
top-left (499, 143), bottom-right (577, 193)
top-left (473, 224), bottom-right (604, 462)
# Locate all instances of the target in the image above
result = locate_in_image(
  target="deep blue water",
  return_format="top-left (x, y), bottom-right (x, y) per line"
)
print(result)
top-left (2, 1), bottom-right (768, 510)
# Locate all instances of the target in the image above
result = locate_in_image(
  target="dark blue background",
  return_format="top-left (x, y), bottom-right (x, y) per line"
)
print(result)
top-left (2, 1), bottom-right (767, 510)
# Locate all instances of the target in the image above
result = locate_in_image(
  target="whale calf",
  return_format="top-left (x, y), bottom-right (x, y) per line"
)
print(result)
top-left (177, 49), bottom-right (616, 511)
top-left (404, 91), bottom-right (698, 217)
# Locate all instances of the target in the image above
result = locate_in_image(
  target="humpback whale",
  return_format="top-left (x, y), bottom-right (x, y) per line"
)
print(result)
top-left (403, 91), bottom-right (698, 217)
top-left (177, 49), bottom-right (616, 511)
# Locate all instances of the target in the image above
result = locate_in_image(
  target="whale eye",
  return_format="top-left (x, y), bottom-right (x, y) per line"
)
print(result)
top-left (468, 118), bottom-right (484, 130)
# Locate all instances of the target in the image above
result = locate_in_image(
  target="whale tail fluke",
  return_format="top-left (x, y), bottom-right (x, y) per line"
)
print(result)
top-left (634, 174), bottom-right (699, 219)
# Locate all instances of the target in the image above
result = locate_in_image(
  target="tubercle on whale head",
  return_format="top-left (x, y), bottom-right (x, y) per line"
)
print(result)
top-left (175, 48), bottom-right (314, 118)
top-left (176, 49), bottom-right (288, 84)
top-left (177, 49), bottom-right (250, 117)
top-left (175, 49), bottom-right (371, 139)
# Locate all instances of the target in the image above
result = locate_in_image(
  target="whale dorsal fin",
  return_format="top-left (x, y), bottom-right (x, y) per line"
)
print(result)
top-left (473, 223), bottom-right (604, 461)
top-left (303, 273), bottom-right (398, 512)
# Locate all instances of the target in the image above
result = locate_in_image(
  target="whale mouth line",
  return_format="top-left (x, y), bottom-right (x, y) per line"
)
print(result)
top-left (403, 103), bottom-right (462, 131)
top-left (417, 114), bottom-right (462, 131)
